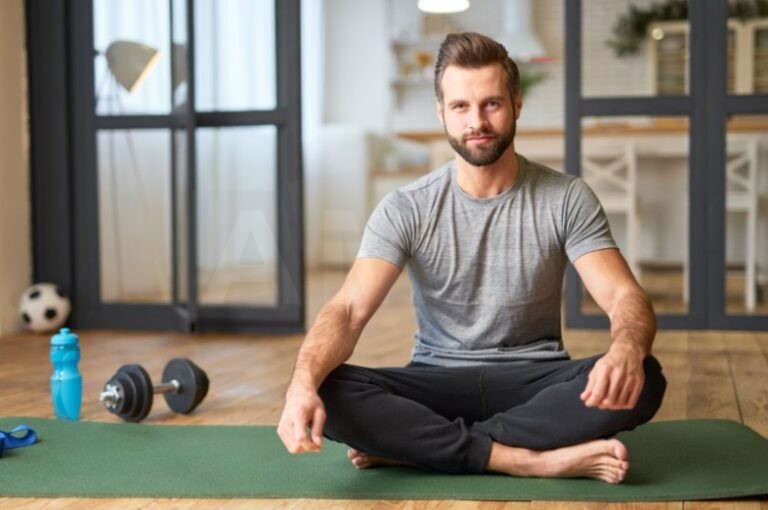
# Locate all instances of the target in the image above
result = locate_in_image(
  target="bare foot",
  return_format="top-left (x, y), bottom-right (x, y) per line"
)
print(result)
top-left (347, 448), bottom-right (414, 469)
top-left (487, 439), bottom-right (629, 484)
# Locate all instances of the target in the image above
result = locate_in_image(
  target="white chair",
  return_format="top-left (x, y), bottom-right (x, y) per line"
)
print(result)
top-left (683, 135), bottom-right (765, 312)
top-left (727, 136), bottom-right (760, 312)
top-left (581, 141), bottom-right (641, 279)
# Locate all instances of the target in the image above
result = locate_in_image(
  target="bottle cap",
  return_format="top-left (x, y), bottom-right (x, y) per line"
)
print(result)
top-left (51, 328), bottom-right (78, 346)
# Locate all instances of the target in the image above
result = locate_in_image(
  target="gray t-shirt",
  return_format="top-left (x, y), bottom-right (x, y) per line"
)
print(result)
top-left (357, 154), bottom-right (617, 366)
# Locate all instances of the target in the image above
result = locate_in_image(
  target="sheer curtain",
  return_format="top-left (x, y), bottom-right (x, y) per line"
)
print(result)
top-left (94, 0), bottom-right (171, 301)
top-left (193, 0), bottom-right (278, 303)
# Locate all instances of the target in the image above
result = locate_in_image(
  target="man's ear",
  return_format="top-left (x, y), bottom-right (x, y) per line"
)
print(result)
top-left (514, 92), bottom-right (522, 119)
top-left (436, 101), bottom-right (444, 126)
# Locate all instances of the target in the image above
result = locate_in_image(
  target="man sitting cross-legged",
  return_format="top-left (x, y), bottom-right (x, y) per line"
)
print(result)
top-left (277, 32), bottom-right (666, 484)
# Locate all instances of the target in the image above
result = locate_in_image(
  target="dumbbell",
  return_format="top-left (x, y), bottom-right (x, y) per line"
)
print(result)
top-left (99, 358), bottom-right (209, 422)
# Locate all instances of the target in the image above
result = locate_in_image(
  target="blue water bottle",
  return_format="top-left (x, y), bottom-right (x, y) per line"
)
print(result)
top-left (50, 328), bottom-right (82, 420)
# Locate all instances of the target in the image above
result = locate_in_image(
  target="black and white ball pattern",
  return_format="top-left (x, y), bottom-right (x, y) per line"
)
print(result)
top-left (19, 283), bottom-right (71, 333)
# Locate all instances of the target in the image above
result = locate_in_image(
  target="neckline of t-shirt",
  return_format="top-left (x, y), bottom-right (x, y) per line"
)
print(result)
top-left (450, 153), bottom-right (527, 206)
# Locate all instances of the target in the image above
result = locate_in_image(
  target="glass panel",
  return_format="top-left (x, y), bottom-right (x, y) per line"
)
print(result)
top-left (727, 18), bottom-right (768, 95)
top-left (171, 0), bottom-right (188, 108)
top-left (196, 126), bottom-right (278, 306)
top-left (582, 1), bottom-right (689, 97)
top-left (654, 27), bottom-right (687, 95)
top-left (752, 23), bottom-right (768, 94)
top-left (724, 115), bottom-right (768, 316)
top-left (98, 129), bottom-right (172, 303)
top-left (579, 116), bottom-right (690, 315)
top-left (728, 26), bottom-right (737, 94)
top-left (194, 0), bottom-right (277, 111)
top-left (93, 0), bottom-right (171, 115)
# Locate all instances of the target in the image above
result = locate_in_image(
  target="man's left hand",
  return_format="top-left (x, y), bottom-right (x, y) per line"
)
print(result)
top-left (581, 343), bottom-right (646, 410)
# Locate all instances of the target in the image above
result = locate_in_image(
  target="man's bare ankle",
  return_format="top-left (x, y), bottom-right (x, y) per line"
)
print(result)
top-left (487, 442), bottom-right (538, 477)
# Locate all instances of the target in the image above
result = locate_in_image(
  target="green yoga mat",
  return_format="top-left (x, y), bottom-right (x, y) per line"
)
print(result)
top-left (1, 417), bottom-right (767, 501)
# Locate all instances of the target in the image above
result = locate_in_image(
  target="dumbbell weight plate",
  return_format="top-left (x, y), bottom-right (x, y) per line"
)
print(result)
top-left (103, 371), bottom-right (140, 419)
top-left (117, 364), bottom-right (153, 422)
top-left (162, 358), bottom-right (209, 414)
top-left (102, 373), bottom-right (131, 415)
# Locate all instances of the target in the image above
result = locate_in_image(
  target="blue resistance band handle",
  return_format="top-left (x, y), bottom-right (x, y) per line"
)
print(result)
top-left (0, 425), bottom-right (38, 458)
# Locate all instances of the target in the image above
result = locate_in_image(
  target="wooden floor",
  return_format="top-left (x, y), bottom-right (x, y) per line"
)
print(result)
top-left (1, 269), bottom-right (767, 509)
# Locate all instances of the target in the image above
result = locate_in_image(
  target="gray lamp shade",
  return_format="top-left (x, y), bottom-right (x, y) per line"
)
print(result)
top-left (172, 42), bottom-right (187, 92)
top-left (105, 40), bottom-right (160, 92)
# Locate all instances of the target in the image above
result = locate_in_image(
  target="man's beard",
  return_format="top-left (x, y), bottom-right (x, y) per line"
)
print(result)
top-left (446, 117), bottom-right (516, 167)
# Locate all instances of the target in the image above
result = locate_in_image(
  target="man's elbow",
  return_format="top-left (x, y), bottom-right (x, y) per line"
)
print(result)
top-left (348, 304), bottom-right (374, 332)
top-left (327, 295), bottom-right (370, 335)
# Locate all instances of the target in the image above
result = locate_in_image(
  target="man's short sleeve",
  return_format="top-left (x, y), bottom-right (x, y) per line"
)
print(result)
top-left (356, 191), bottom-right (418, 268)
top-left (563, 177), bottom-right (617, 262)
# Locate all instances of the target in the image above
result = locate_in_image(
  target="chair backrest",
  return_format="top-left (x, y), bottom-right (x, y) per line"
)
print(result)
top-left (581, 141), bottom-right (637, 199)
top-left (725, 136), bottom-right (758, 197)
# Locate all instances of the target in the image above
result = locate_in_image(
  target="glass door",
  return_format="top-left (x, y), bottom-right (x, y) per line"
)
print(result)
top-left (565, 0), bottom-right (768, 331)
top-left (716, 6), bottom-right (768, 329)
top-left (69, 0), bottom-right (304, 332)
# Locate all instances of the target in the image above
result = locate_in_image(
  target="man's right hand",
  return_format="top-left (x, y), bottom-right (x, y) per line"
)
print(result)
top-left (277, 384), bottom-right (327, 454)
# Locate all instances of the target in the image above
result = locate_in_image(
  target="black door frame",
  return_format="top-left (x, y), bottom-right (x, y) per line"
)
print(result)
top-left (26, 0), bottom-right (305, 333)
top-left (564, 0), bottom-right (768, 330)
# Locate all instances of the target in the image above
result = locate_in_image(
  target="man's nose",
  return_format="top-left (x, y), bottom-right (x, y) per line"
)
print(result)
top-left (467, 106), bottom-right (488, 131)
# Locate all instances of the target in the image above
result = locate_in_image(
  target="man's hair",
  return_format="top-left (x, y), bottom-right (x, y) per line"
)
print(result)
top-left (434, 32), bottom-right (520, 105)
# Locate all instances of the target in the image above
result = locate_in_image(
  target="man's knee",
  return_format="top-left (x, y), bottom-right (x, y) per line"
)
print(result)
top-left (636, 354), bottom-right (667, 423)
top-left (317, 364), bottom-right (365, 406)
top-left (316, 364), bottom-right (374, 441)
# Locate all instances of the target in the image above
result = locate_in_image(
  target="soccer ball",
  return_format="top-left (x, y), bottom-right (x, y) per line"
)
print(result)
top-left (19, 283), bottom-right (71, 333)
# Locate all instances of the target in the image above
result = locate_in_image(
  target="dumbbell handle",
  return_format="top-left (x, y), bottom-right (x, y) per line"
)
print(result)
top-left (99, 379), bottom-right (181, 407)
top-left (154, 380), bottom-right (181, 394)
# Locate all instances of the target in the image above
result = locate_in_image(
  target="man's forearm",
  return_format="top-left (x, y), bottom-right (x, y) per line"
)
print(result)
top-left (608, 289), bottom-right (656, 357)
top-left (289, 302), bottom-right (363, 392)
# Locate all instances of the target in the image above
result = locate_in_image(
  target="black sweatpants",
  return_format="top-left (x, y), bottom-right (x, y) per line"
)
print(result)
top-left (318, 354), bottom-right (666, 474)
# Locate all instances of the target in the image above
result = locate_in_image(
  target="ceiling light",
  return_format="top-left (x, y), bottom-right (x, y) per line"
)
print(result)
top-left (417, 0), bottom-right (470, 14)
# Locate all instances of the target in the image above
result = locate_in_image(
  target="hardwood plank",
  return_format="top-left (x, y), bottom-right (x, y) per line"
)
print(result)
top-left (684, 501), bottom-right (763, 510)
top-left (685, 332), bottom-right (741, 421)
top-left (530, 503), bottom-right (680, 510)
top-left (393, 501), bottom-right (530, 510)
top-left (369, 501), bottom-right (399, 509)
top-left (653, 332), bottom-right (690, 422)
top-left (0, 499), bottom-right (84, 509)
top-left (724, 332), bottom-right (768, 437)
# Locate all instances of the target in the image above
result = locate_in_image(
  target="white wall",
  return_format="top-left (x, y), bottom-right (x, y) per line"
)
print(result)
top-left (323, 0), bottom-right (390, 134)
top-left (306, 0), bottom-right (390, 268)
top-left (581, 0), bottom-right (654, 98)
top-left (0, 0), bottom-right (31, 335)
top-left (302, 0), bottom-right (326, 270)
